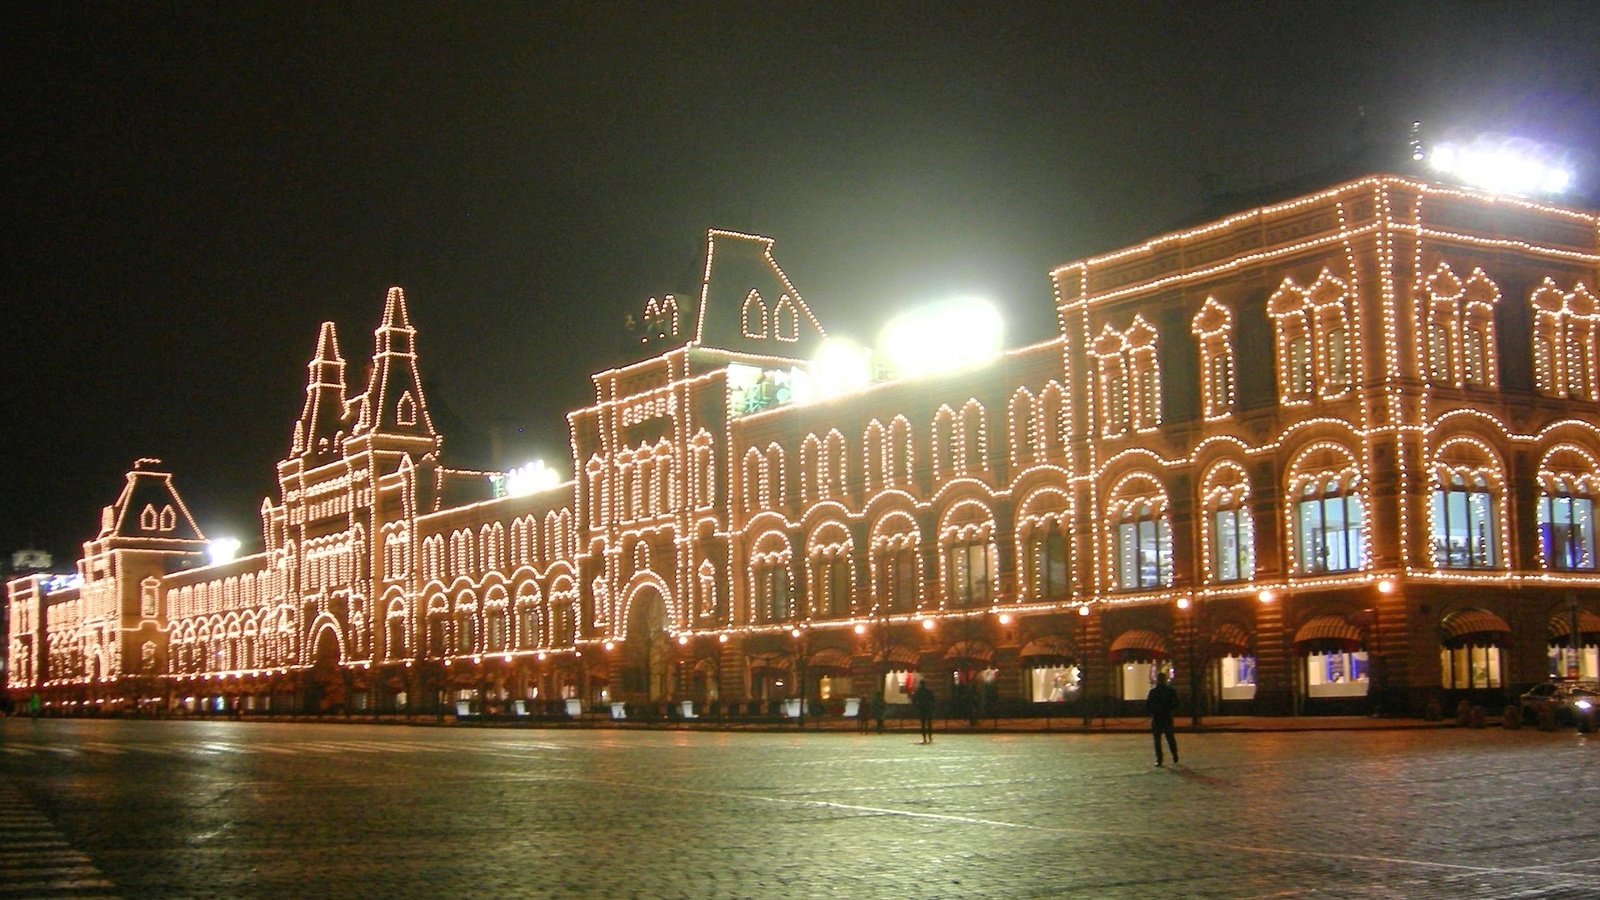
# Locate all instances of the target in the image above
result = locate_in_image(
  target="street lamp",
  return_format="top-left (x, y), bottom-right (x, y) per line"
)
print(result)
top-left (1178, 596), bottom-right (1204, 729)
top-left (1077, 605), bottom-right (1091, 727)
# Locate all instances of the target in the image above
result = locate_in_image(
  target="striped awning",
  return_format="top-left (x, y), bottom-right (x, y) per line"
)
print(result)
top-left (1208, 622), bottom-right (1253, 656)
top-left (1019, 635), bottom-right (1077, 664)
top-left (747, 651), bottom-right (792, 672)
top-left (1293, 615), bottom-right (1363, 651)
top-left (1441, 609), bottom-right (1511, 647)
top-left (944, 640), bottom-right (995, 665)
top-left (808, 647), bottom-right (854, 672)
top-left (876, 644), bottom-right (922, 667)
top-left (1108, 629), bottom-right (1168, 661)
top-left (1548, 609), bottom-right (1600, 641)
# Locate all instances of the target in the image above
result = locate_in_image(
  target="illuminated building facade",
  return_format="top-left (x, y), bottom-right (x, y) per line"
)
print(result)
top-left (9, 175), bottom-right (1600, 718)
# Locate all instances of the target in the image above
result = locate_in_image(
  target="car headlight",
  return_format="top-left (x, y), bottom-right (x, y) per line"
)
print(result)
top-left (1576, 699), bottom-right (1594, 711)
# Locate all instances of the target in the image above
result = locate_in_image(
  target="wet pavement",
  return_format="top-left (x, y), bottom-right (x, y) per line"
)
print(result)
top-left (2, 718), bottom-right (1597, 898)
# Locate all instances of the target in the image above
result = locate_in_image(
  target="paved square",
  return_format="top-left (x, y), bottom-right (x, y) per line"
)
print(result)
top-left (2, 720), bottom-right (1597, 897)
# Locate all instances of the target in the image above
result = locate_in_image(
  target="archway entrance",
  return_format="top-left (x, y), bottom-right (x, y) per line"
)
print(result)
top-left (306, 626), bottom-right (346, 714)
top-left (621, 589), bottom-right (670, 704)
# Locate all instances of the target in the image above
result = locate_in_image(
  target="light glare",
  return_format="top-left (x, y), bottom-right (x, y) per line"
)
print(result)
top-left (879, 297), bottom-right (1003, 379)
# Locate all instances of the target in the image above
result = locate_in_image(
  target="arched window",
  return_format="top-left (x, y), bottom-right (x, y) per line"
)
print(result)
top-left (741, 290), bottom-right (768, 338)
top-left (750, 533), bottom-right (793, 624)
top-left (1025, 518), bottom-right (1069, 600)
top-left (864, 419), bottom-right (887, 493)
top-left (1432, 439), bottom-right (1503, 569)
top-left (871, 514), bottom-right (920, 613)
top-left (1116, 501), bottom-right (1169, 589)
top-left (1201, 462), bottom-right (1254, 583)
top-left (1538, 447), bottom-right (1599, 571)
top-left (1426, 264), bottom-right (1502, 389)
top-left (1008, 387), bottom-right (1037, 465)
top-left (1271, 271), bottom-right (1354, 403)
top-left (1531, 280), bottom-right (1600, 400)
top-left (941, 504), bottom-right (994, 608)
top-left (1289, 446), bottom-right (1365, 574)
top-left (807, 523), bottom-right (853, 618)
top-left (1192, 299), bottom-right (1235, 420)
top-left (1108, 474), bottom-right (1171, 591)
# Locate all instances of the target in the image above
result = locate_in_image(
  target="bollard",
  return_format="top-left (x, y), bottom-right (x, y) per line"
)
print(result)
top-left (1503, 706), bottom-right (1520, 730)
top-left (1537, 704), bottom-right (1557, 732)
top-left (1424, 697), bottom-right (1443, 722)
top-left (1455, 699), bottom-right (1472, 727)
top-left (1469, 705), bottom-right (1485, 728)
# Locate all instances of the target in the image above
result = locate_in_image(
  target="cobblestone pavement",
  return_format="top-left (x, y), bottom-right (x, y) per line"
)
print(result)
top-left (2, 719), bottom-right (1597, 898)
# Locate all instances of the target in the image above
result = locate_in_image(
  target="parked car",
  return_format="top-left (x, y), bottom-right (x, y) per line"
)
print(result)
top-left (1519, 681), bottom-right (1600, 726)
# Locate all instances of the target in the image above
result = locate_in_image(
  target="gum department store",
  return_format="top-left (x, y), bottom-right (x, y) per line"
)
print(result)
top-left (10, 173), bottom-right (1600, 720)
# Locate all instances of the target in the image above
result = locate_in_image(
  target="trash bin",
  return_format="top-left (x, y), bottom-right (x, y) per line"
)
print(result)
top-left (844, 697), bottom-right (861, 718)
top-left (679, 700), bottom-right (696, 719)
top-left (610, 702), bottom-right (627, 720)
top-left (564, 698), bottom-right (583, 717)
top-left (782, 698), bottom-right (801, 718)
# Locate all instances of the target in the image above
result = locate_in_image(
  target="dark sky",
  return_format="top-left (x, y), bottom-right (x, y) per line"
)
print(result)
top-left (5, 1), bottom-right (1599, 563)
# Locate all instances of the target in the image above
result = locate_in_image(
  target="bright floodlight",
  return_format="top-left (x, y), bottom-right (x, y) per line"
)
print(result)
top-left (807, 337), bottom-right (873, 401)
top-left (505, 460), bottom-right (561, 497)
top-left (1428, 135), bottom-right (1575, 198)
top-left (208, 537), bottom-right (242, 565)
top-left (879, 297), bottom-right (1004, 380)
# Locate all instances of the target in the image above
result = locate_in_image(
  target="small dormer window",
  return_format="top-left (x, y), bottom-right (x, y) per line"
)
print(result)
top-left (158, 505), bottom-right (176, 531)
top-left (140, 504), bottom-right (158, 531)
top-left (397, 391), bottom-right (417, 426)
top-left (742, 290), bottom-right (768, 339)
top-left (773, 295), bottom-right (799, 341)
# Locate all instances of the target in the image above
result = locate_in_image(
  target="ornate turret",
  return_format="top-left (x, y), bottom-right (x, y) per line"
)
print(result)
top-left (356, 287), bottom-right (437, 441)
top-left (292, 321), bottom-right (348, 461)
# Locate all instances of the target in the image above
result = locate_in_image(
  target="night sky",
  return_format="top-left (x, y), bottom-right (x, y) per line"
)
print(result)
top-left (5, 2), bottom-right (1599, 563)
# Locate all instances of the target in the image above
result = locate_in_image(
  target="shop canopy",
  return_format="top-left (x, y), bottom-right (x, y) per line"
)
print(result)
top-left (1019, 635), bottom-right (1077, 665)
top-left (1440, 608), bottom-right (1511, 647)
top-left (1293, 615), bottom-right (1364, 652)
top-left (1109, 629), bottom-right (1168, 661)
top-left (1547, 609), bottom-right (1600, 642)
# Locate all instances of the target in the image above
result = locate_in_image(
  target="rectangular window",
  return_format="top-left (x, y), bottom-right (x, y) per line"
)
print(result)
top-left (1434, 487), bottom-right (1496, 568)
top-left (1029, 665), bottom-right (1080, 702)
top-left (1218, 655), bottom-right (1257, 700)
top-left (1542, 496), bottom-right (1597, 570)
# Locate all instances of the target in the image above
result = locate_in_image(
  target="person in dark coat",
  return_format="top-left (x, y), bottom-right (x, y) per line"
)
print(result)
top-left (857, 696), bottom-right (872, 733)
top-left (912, 680), bottom-right (936, 744)
top-left (1146, 669), bottom-right (1179, 766)
top-left (871, 692), bottom-right (887, 734)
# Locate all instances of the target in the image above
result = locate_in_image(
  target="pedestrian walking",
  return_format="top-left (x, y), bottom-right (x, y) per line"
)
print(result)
top-left (1147, 670), bottom-right (1179, 766)
top-left (871, 692), bottom-right (887, 734)
top-left (912, 679), bottom-right (936, 744)
top-left (857, 697), bottom-right (872, 733)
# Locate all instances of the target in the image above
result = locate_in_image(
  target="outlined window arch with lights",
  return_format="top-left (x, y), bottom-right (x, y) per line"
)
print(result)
top-left (1287, 443), bottom-right (1367, 575)
top-left (1017, 487), bottom-right (1072, 601)
top-left (1531, 280), bottom-right (1600, 401)
top-left (1106, 472), bottom-right (1172, 591)
top-left (424, 594), bottom-right (450, 657)
top-left (1268, 271), bottom-right (1355, 404)
top-left (870, 511), bottom-right (922, 613)
top-left (1429, 437), bottom-right (1506, 570)
top-left (515, 581), bottom-right (542, 649)
top-left (385, 595), bottom-right (409, 660)
top-left (1191, 298), bottom-right (1236, 420)
top-left (1008, 386), bottom-right (1037, 466)
top-left (741, 289), bottom-right (768, 339)
top-left (800, 429), bottom-right (850, 506)
top-left (939, 500), bottom-right (997, 608)
top-left (642, 294), bottom-right (680, 342)
top-left (689, 430), bottom-right (715, 510)
top-left (1423, 263), bottom-right (1500, 389)
top-left (933, 403), bottom-right (989, 482)
top-left (1091, 316), bottom-right (1161, 436)
top-left (741, 443), bottom-right (786, 517)
top-left (1537, 445), bottom-right (1600, 571)
top-left (484, 585), bottom-right (511, 654)
top-left (749, 531), bottom-right (795, 624)
top-left (806, 521), bottom-right (855, 619)
top-left (1200, 461), bottom-right (1255, 583)
top-left (453, 591), bottom-right (478, 656)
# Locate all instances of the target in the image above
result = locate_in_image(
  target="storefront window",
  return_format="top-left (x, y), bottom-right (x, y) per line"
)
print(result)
top-left (883, 669), bottom-right (918, 702)
top-left (1217, 655), bottom-right (1256, 700)
top-left (1305, 650), bottom-right (1369, 697)
top-left (1120, 661), bottom-right (1172, 701)
top-left (1028, 665), bottom-right (1081, 702)
top-left (1440, 645), bottom-right (1502, 689)
top-left (1548, 644), bottom-right (1600, 680)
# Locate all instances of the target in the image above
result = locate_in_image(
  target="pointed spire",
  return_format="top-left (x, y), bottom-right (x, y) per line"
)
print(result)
top-left (363, 286), bottom-right (436, 440)
top-left (295, 321), bottom-right (348, 460)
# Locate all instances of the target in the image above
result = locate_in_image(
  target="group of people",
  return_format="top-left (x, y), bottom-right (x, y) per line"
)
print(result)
top-left (853, 673), bottom-right (1182, 764)
top-left (853, 681), bottom-right (939, 744)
